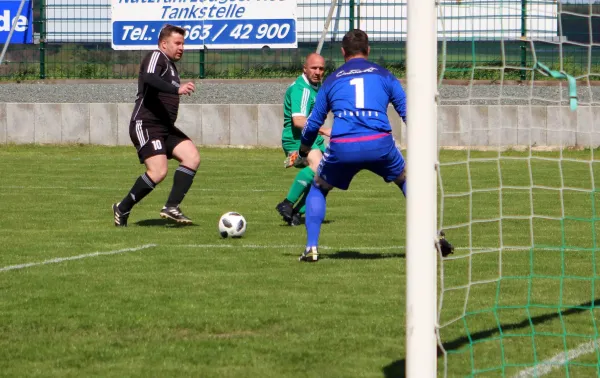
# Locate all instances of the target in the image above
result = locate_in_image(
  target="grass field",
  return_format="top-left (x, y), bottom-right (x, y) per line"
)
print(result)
top-left (1, 145), bottom-right (600, 377)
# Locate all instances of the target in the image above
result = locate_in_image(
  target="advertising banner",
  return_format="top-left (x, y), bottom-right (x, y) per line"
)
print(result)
top-left (111, 0), bottom-right (297, 50)
top-left (0, 0), bottom-right (33, 44)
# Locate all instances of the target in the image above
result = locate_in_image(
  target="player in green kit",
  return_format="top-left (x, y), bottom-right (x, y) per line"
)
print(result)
top-left (276, 53), bottom-right (330, 226)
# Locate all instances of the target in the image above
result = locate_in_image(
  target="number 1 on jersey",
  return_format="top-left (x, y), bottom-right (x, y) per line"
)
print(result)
top-left (350, 77), bottom-right (365, 109)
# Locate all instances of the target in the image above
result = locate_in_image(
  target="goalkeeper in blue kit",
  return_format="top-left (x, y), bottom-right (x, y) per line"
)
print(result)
top-left (297, 29), bottom-right (454, 262)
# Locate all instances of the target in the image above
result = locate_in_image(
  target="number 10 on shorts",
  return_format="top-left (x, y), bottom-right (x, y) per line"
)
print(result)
top-left (152, 140), bottom-right (163, 151)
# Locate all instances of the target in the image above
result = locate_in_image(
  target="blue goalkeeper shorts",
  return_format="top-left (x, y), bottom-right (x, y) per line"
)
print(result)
top-left (317, 134), bottom-right (405, 190)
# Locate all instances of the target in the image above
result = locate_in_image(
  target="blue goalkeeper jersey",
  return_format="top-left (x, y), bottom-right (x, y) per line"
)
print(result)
top-left (301, 57), bottom-right (406, 146)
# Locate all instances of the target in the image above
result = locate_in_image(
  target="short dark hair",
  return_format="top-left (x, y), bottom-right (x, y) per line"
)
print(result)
top-left (159, 24), bottom-right (186, 42)
top-left (342, 29), bottom-right (369, 57)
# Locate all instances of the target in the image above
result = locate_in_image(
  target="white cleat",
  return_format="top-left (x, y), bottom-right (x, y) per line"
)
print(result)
top-left (299, 246), bottom-right (319, 262)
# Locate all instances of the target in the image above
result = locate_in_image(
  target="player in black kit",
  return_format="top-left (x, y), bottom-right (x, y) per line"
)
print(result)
top-left (112, 24), bottom-right (199, 227)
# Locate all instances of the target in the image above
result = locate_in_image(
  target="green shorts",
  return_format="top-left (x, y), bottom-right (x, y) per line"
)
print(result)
top-left (282, 136), bottom-right (326, 156)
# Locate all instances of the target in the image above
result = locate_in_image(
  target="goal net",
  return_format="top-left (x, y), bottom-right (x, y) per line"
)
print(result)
top-left (435, 0), bottom-right (600, 376)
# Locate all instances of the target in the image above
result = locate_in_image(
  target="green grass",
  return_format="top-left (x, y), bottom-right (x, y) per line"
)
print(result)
top-left (1, 145), bottom-right (600, 377)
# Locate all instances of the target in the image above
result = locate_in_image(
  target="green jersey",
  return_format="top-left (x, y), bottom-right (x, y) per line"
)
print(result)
top-left (281, 74), bottom-right (324, 150)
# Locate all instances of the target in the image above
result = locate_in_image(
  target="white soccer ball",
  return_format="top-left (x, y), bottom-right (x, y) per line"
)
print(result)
top-left (218, 212), bottom-right (247, 238)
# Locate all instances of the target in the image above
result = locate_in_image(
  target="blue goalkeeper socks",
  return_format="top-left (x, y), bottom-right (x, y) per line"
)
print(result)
top-left (305, 182), bottom-right (328, 247)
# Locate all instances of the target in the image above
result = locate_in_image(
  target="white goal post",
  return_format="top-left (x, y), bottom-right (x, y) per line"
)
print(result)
top-left (405, 0), bottom-right (438, 377)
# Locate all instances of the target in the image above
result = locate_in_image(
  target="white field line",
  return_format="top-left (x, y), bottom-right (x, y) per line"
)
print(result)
top-left (0, 185), bottom-right (386, 193)
top-left (3, 241), bottom-right (598, 374)
top-left (0, 242), bottom-right (583, 274)
top-left (0, 244), bottom-right (157, 272)
top-left (513, 338), bottom-right (600, 377)
top-left (177, 244), bottom-right (405, 250)
top-left (0, 244), bottom-right (407, 273)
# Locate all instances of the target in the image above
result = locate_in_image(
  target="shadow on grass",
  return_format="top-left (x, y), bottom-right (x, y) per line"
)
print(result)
top-left (277, 219), bottom-right (334, 227)
top-left (134, 219), bottom-right (198, 228)
top-left (324, 250), bottom-right (405, 260)
top-left (439, 298), bottom-right (600, 352)
top-left (382, 298), bottom-right (600, 378)
top-left (382, 360), bottom-right (405, 378)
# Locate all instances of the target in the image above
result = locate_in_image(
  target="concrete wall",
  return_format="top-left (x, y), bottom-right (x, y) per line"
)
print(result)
top-left (1, 103), bottom-right (599, 147)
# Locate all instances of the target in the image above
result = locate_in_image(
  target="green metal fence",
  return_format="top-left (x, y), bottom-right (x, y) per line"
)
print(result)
top-left (1, 0), bottom-right (598, 81)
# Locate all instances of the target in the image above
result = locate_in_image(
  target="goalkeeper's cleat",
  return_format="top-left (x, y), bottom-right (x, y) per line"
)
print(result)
top-left (438, 231), bottom-right (455, 257)
top-left (299, 246), bottom-right (319, 262)
top-left (113, 203), bottom-right (129, 227)
top-left (276, 200), bottom-right (294, 224)
top-left (160, 206), bottom-right (192, 224)
top-left (284, 151), bottom-right (308, 169)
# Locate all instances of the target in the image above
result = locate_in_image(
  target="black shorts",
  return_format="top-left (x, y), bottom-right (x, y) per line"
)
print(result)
top-left (130, 119), bottom-right (191, 164)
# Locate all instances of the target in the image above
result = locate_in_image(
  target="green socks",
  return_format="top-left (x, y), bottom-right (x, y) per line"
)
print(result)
top-left (285, 166), bottom-right (314, 212)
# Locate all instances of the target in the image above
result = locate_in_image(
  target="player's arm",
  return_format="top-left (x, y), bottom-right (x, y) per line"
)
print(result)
top-left (293, 115), bottom-right (329, 137)
top-left (290, 87), bottom-right (312, 131)
top-left (390, 77), bottom-right (407, 125)
top-left (300, 88), bottom-right (329, 155)
top-left (141, 53), bottom-right (179, 94)
top-left (291, 87), bottom-right (329, 138)
top-left (292, 115), bottom-right (307, 130)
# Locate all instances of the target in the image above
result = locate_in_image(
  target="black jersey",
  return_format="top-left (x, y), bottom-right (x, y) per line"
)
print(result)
top-left (131, 50), bottom-right (181, 125)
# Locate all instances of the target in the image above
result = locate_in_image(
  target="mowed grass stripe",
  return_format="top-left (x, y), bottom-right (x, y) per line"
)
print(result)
top-left (1, 145), bottom-right (600, 377)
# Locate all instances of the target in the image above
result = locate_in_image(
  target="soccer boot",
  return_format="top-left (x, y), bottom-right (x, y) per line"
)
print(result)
top-left (299, 246), bottom-right (319, 262)
top-left (438, 231), bottom-right (455, 257)
top-left (290, 212), bottom-right (303, 226)
top-left (112, 203), bottom-right (130, 227)
top-left (160, 206), bottom-right (193, 224)
top-left (276, 200), bottom-right (294, 224)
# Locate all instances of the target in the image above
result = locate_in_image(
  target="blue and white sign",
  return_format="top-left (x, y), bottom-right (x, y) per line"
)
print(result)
top-left (111, 0), bottom-right (297, 50)
top-left (0, 0), bottom-right (33, 44)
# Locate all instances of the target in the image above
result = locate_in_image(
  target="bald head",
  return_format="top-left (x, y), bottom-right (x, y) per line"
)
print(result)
top-left (303, 53), bottom-right (325, 85)
top-left (305, 53), bottom-right (324, 65)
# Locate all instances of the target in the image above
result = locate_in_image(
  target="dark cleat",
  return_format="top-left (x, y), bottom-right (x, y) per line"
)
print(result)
top-left (290, 212), bottom-right (303, 226)
top-left (276, 200), bottom-right (294, 225)
top-left (160, 206), bottom-right (192, 224)
top-left (113, 203), bottom-right (129, 227)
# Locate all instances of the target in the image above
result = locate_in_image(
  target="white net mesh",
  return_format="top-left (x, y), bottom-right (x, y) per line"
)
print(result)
top-left (436, 0), bottom-right (600, 376)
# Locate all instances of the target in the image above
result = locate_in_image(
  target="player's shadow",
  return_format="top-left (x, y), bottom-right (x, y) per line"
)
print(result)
top-left (277, 219), bottom-right (334, 227)
top-left (381, 297), bottom-right (600, 378)
top-left (324, 250), bottom-right (405, 260)
top-left (382, 360), bottom-right (405, 378)
top-left (135, 219), bottom-right (198, 228)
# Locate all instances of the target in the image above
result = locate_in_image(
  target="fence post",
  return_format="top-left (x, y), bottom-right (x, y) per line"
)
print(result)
top-left (199, 48), bottom-right (205, 79)
top-left (520, 0), bottom-right (527, 81)
top-left (39, 0), bottom-right (46, 79)
top-left (349, 0), bottom-right (355, 31)
top-left (356, 0), bottom-right (360, 30)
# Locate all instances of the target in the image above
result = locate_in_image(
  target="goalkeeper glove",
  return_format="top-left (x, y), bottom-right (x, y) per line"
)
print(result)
top-left (284, 151), bottom-right (308, 168)
top-left (438, 231), bottom-right (454, 257)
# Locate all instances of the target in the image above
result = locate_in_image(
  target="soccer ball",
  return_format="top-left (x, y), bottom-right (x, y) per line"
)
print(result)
top-left (218, 212), bottom-right (247, 238)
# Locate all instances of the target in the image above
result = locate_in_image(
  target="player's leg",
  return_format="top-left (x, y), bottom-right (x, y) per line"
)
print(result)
top-left (366, 138), bottom-right (406, 197)
top-left (278, 165), bottom-right (314, 222)
top-left (113, 121), bottom-right (167, 227)
top-left (300, 148), bottom-right (358, 262)
top-left (289, 148), bottom-right (323, 224)
top-left (279, 140), bottom-right (325, 226)
top-left (160, 129), bottom-right (199, 224)
top-left (392, 169), bottom-right (407, 197)
top-left (369, 139), bottom-right (454, 257)
top-left (299, 176), bottom-right (332, 262)
top-left (277, 140), bottom-right (314, 225)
